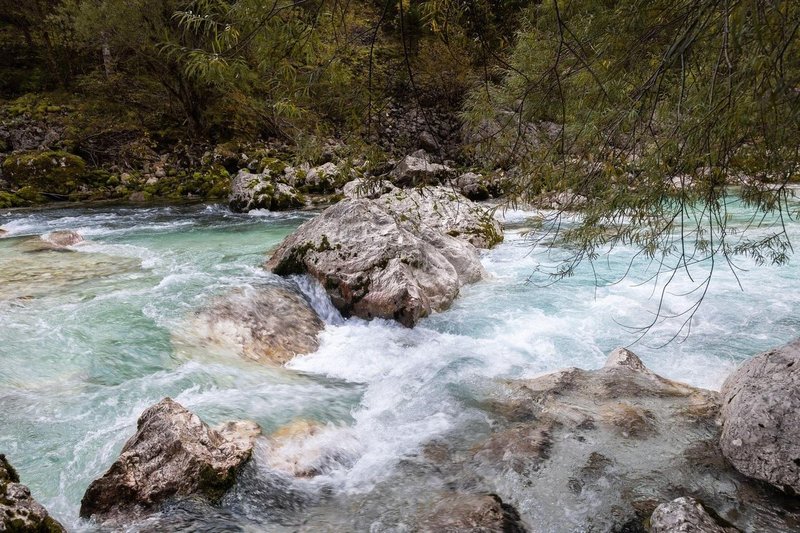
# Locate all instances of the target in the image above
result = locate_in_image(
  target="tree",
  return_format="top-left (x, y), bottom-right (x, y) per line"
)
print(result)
top-left (463, 0), bottom-right (800, 337)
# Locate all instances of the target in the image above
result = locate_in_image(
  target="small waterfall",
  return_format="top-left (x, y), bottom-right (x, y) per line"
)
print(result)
top-left (291, 274), bottom-right (345, 326)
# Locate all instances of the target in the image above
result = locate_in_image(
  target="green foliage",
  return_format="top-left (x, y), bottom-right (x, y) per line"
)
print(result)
top-left (464, 0), bottom-right (800, 277)
top-left (2, 150), bottom-right (87, 193)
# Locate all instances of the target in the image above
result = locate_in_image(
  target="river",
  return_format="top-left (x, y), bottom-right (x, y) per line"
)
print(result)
top-left (1, 199), bottom-right (798, 531)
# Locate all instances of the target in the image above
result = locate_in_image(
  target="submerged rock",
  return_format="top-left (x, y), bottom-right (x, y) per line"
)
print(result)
top-left (650, 497), bottom-right (734, 533)
top-left (229, 169), bottom-right (305, 212)
top-left (389, 150), bottom-right (453, 187)
top-left (80, 398), bottom-right (260, 522)
top-left (1, 454), bottom-right (65, 532)
top-left (456, 347), bottom-right (799, 531)
top-left (720, 339), bottom-right (800, 494)
top-left (417, 493), bottom-right (527, 533)
top-left (41, 230), bottom-right (83, 248)
top-left (188, 285), bottom-right (324, 365)
top-left (266, 187), bottom-right (496, 326)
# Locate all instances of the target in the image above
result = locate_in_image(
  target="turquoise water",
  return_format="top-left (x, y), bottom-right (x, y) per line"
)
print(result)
top-left (0, 200), bottom-right (798, 530)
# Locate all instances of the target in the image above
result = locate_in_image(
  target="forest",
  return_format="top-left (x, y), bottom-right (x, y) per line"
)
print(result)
top-left (1, 2), bottom-right (800, 532)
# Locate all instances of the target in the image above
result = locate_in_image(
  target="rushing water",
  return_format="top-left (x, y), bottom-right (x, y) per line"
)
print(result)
top-left (0, 199), bottom-right (798, 531)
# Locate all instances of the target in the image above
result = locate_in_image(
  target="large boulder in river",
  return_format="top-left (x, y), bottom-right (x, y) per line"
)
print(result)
top-left (650, 497), bottom-right (734, 533)
top-left (80, 398), bottom-right (260, 521)
top-left (266, 187), bottom-right (497, 326)
top-left (189, 285), bottom-right (324, 365)
top-left (720, 339), bottom-right (800, 494)
top-left (1, 454), bottom-right (65, 532)
top-left (229, 169), bottom-right (305, 212)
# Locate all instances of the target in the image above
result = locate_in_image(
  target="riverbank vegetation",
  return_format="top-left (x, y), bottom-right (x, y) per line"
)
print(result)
top-left (1, 1), bottom-right (799, 272)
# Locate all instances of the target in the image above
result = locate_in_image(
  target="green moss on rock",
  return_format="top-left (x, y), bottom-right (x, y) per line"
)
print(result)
top-left (2, 150), bottom-right (87, 194)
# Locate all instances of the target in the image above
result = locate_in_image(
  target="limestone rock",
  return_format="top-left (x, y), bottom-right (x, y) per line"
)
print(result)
top-left (389, 150), bottom-right (453, 187)
top-left (40, 230), bottom-right (83, 248)
top-left (266, 189), bottom-right (493, 327)
top-left (229, 169), bottom-right (304, 213)
top-left (455, 171), bottom-right (491, 201)
top-left (80, 398), bottom-right (260, 521)
top-left (188, 284), bottom-right (324, 365)
top-left (342, 178), bottom-right (395, 199)
top-left (720, 339), bottom-right (800, 494)
top-left (417, 493), bottom-right (527, 533)
top-left (377, 187), bottom-right (503, 249)
top-left (0, 454), bottom-right (65, 532)
top-left (463, 348), bottom-right (747, 531)
top-left (650, 497), bottom-right (734, 533)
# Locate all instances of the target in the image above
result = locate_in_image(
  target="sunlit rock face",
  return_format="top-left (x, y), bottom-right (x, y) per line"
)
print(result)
top-left (80, 398), bottom-right (260, 523)
top-left (720, 339), bottom-right (800, 494)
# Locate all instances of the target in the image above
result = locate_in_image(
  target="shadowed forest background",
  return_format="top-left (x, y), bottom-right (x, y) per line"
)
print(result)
top-left (1, 0), bottom-right (799, 280)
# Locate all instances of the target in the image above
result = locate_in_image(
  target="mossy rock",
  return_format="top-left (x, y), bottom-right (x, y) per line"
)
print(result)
top-left (2, 150), bottom-right (88, 194)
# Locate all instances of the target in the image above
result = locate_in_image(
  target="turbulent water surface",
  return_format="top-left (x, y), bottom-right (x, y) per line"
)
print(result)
top-left (1, 200), bottom-right (798, 531)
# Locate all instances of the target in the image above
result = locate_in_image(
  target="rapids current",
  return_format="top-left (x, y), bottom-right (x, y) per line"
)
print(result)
top-left (1, 200), bottom-right (798, 531)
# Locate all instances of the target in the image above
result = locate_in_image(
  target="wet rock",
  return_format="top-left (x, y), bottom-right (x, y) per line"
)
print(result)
top-left (0, 228), bottom-right (7, 238)
top-left (80, 398), bottom-right (260, 521)
top-left (720, 339), bottom-right (800, 494)
top-left (40, 230), bottom-right (83, 248)
top-left (417, 493), bottom-right (527, 533)
top-left (462, 348), bottom-right (759, 531)
top-left (188, 285), bottom-right (324, 365)
top-left (263, 420), bottom-right (357, 478)
top-left (1, 454), bottom-right (65, 532)
top-left (342, 178), bottom-right (395, 199)
top-left (229, 169), bottom-right (304, 213)
top-left (389, 150), bottom-right (454, 187)
top-left (650, 497), bottom-right (734, 533)
top-left (266, 189), bottom-right (491, 327)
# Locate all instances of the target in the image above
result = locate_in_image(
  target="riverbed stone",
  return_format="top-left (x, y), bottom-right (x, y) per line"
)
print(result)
top-left (1, 454), bottom-right (65, 532)
top-left (720, 339), bottom-right (800, 494)
top-left (377, 187), bottom-right (502, 249)
top-left (452, 348), bottom-right (798, 531)
top-left (650, 497), bottom-right (734, 533)
top-left (40, 230), bottom-right (83, 248)
top-left (266, 188), bottom-right (494, 326)
top-left (417, 493), bottom-right (527, 533)
top-left (189, 285), bottom-right (324, 365)
top-left (80, 398), bottom-right (260, 521)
